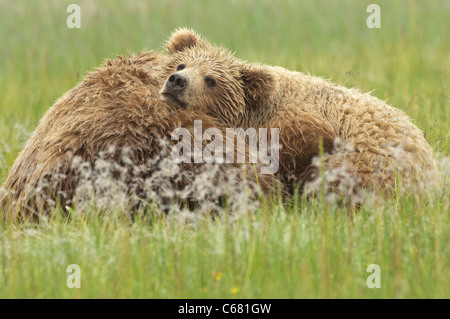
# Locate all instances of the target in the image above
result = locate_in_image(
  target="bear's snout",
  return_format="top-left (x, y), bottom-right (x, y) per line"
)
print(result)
top-left (166, 73), bottom-right (188, 91)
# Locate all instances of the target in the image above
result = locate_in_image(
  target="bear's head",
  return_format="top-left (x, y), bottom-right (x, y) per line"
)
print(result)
top-left (160, 28), bottom-right (277, 127)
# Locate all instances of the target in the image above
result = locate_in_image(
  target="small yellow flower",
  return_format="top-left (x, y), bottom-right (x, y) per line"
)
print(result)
top-left (329, 273), bottom-right (334, 279)
top-left (214, 272), bottom-right (224, 281)
top-left (230, 286), bottom-right (239, 294)
top-left (200, 287), bottom-right (207, 293)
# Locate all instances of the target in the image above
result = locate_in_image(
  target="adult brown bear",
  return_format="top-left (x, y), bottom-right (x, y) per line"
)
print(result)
top-left (0, 51), bottom-right (276, 222)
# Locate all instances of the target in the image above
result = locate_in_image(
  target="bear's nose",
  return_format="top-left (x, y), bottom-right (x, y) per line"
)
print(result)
top-left (166, 73), bottom-right (187, 91)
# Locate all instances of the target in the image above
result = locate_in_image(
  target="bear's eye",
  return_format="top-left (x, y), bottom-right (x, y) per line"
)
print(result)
top-left (205, 76), bottom-right (217, 87)
top-left (176, 64), bottom-right (186, 71)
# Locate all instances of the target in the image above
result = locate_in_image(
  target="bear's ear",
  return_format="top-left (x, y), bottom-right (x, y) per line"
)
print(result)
top-left (165, 28), bottom-right (208, 54)
top-left (241, 64), bottom-right (277, 107)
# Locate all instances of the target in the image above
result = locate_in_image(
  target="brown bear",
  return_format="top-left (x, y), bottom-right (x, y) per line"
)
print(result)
top-left (159, 28), bottom-right (437, 200)
top-left (0, 50), bottom-right (277, 222)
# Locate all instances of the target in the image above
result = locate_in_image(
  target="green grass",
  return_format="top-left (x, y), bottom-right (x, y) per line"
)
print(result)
top-left (0, 194), bottom-right (448, 298)
top-left (0, 0), bottom-right (449, 298)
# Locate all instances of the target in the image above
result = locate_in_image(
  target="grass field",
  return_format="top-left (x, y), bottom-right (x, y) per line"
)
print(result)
top-left (0, 0), bottom-right (449, 298)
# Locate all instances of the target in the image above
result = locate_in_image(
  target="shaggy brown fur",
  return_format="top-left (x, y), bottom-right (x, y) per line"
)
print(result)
top-left (0, 51), bottom-right (277, 222)
top-left (160, 29), bottom-right (437, 198)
